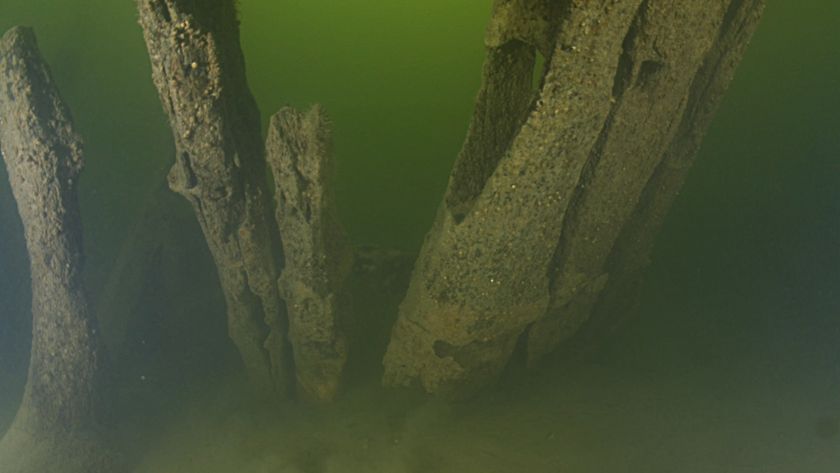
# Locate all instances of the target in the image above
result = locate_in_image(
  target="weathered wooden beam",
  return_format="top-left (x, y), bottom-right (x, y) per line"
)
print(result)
top-left (0, 26), bottom-right (117, 473)
top-left (383, 0), bottom-right (645, 397)
top-left (135, 0), bottom-right (290, 395)
top-left (575, 0), bottom-right (767, 348)
top-left (266, 106), bottom-right (352, 401)
top-left (527, 0), bottom-right (751, 363)
top-left (383, 0), bottom-right (765, 397)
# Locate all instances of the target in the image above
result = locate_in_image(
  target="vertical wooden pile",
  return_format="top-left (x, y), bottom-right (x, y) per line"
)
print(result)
top-left (384, 0), bottom-right (765, 398)
top-left (266, 106), bottom-right (352, 401)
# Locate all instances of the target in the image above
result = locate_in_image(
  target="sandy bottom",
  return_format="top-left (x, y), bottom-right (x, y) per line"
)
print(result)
top-left (124, 251), bottom-right (840, 472)
top-left (123, 354), bottom-right (839, 473)
top-left (4, 313), bottom-right (839, 473)
top-left (4, 236), bottom-right (839, 472)
top-left (4, 283), bottom-right (837, 472)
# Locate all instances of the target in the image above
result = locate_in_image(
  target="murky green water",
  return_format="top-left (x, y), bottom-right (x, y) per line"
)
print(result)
top-left (1, 1), bottom-right (839, 472)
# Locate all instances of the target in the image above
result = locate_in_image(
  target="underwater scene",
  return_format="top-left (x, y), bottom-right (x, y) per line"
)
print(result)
top-left (0, 1), bottom-right (838, 472)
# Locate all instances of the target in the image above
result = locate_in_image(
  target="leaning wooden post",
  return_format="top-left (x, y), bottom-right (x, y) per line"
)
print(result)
top-left (574, 0), bottom-right (767, 349)
top-left (383, 0), bottom-right (643, 398)
top-left (0, 26), bottom-right (117, 473)
top-left (135, 0), bottom-right (290, 395)
top-left (383, 0), bottom-right (765, 398)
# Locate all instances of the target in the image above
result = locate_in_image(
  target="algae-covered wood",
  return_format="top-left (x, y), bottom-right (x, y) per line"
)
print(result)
top-left (0, 26), bottom-right (117, 473)
top-left (384, 0), bottom-right (765, 398)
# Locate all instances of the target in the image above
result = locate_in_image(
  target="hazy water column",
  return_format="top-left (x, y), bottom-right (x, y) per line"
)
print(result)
top-left (238, 0), bottom-right (492, 250)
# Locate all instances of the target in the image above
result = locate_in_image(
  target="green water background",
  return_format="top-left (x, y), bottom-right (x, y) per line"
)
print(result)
top-left (0, 0), bottom-right (836, 288)
top-left (0, 0), bottom-right (838, 430)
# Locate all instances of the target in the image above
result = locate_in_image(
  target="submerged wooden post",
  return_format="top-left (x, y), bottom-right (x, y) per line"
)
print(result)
top-left (576, 0), bottom-right (767, 348)
top-left (385, 0), bottom-right (643, 397)
top-left (266, 106), bottom-right (352, 401)
top-left (136, 0), bottom-right (290, 395)
top-left (383, 0), bottom-right (765, 398)
top-left (526, 0), bottom-right (765, 362)
top-left (0, 26), bottom-right (117, 473)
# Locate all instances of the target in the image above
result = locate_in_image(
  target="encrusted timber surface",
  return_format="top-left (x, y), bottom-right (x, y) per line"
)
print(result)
top-left (136, 0), bottom-right (289, 395)
top-left (266, 106), bottom-right (351, 401)
top-left (0, 26), bottom-right (118, 473)
top-left (384, 0), bottom-right (644, 397)
top-left (568, 0), bottom-right (767, 352)
top-left (527, 0), bottom-right (766, 363)
top-left (383, 0), bottom-right (765, 397)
